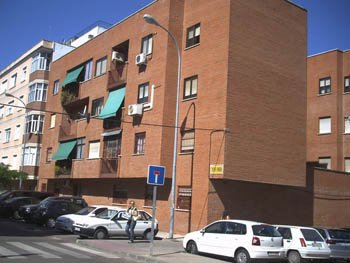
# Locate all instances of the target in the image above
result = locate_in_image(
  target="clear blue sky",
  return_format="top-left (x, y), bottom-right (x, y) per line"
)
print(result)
top-left (0, 0), bottom-right (349, 71)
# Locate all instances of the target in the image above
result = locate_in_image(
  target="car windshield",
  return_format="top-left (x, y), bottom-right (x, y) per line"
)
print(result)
top-left (328, 229), bottom-right (350, 240)
top-left (253, 225), bottom-right (282, 237)
top-left (96, 209), bottom-right (118, 219)
top-left (300, 229), bottom-right (324, 242)
top-left (75, 206), bottom-right (96, 215)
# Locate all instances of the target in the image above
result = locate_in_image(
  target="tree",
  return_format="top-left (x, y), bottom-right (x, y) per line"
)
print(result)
top-left (0, 163), bottom-right (28, 189)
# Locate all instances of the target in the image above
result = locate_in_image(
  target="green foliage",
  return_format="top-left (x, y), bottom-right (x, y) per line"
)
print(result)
top-left (61, 90), bottom-right (75, 105)
top-left (0, 163), bottom-right (28, 189)
top-left (55, 165), bottom-right (68, 175)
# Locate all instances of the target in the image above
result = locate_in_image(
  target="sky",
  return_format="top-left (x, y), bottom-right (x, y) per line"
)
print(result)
top-left (0, 0), bottom-right (349, 71)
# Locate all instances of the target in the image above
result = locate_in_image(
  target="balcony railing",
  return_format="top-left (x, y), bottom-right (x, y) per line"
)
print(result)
top-left (107, 63), bottom-right (127, 90)
top-left (100, 158), bottom-right (118, 177)
top-left (58, 120), bottom-right (77, 141)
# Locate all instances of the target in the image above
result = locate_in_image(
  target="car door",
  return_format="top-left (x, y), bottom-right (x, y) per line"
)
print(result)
top-left (109, 211), bottom-right (128, 236)
top-left (197, 222), bottom-right (227, 255)
top-left (220, 222), bottom-right (247, 257)
top-left (277, 227), bottom-right (293, 249)
top-left (134, 211), bottom-right (152, 236)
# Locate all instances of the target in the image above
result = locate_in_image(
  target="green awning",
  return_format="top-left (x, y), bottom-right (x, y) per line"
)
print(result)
top-left (52, 140), bottom-right (77, 161)
top-left (61, 65), bottom-right (84, 87)
top-left (99, 87), bottom-right (126, 119)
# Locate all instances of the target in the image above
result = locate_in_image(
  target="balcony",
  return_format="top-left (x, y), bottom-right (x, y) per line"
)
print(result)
top-left (100, 158), bottom-right (119, 177)
top-left (55, 160), bottom-right (72, 178)
top-left (58, 119), bottom-right (77, 141)
top-left (107, 63), bottom-right (127, 90)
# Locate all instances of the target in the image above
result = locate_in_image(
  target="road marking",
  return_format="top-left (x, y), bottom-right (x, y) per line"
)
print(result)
top-left (61, 243), bottom-right (120, 258)
top-left (7, 242), bottom-right (60, 259)
top-left (35, 242), bottom-right (91, 258)
top-left (0, 245), bottom-right (26, 259)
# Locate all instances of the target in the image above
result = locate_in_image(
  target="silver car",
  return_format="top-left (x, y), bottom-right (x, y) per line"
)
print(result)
top-left (73, 209), bottom-right (158, 240)
top-left (316, 227), bottom-right (350, 261)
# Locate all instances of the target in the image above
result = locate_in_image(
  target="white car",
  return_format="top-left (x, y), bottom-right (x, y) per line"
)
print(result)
top-left (183, 220), bottom-right (285, 263)
top-left (55, 205), bottom-right (119, 232)
top-left (73, 209), bottom-right (158, 240)
top-left (275, 225), bottom-right (331, 263)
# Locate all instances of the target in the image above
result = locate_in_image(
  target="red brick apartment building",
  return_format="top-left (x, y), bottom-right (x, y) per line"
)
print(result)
top-left (307, 49), bottom-right (350, 171)
top-left (38, 0), bottom-right (308, 234)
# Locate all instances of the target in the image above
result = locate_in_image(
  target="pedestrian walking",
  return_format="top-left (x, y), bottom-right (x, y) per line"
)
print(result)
top-left (125, 200), bottom-right (139, 243)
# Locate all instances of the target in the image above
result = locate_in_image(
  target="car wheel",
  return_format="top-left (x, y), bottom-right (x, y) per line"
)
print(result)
top-left (13, 211), bottom-right (21, 220)
top-left (235, 249), bottom-right (251, 263)
top-left (144, 230), bottom-right (153, 240)
top-left (46, 218), bottom-right (56, 228)
top-left (186, 240), bottom-right (198, 254)
top-left (94, 229), bottom-right (107, 240)
top-left (288, 251), bottom-right (302, 263)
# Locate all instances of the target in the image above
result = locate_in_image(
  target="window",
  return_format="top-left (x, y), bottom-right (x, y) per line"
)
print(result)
top-left (53, 80), bottom-right (59, 95)
top-left (21, 67), bottom-right (27, 82)
top-left (76, 138), bottom-right (86, 159)
top-left (277, 227), bottom-right (293, 239)
top-left (183, 75), bottom-right (198, 99)
top-left (1, 156), bottom-right (8, 165)
top-left (103, 135), bottom-right (121, 158)
top-left (1, 80), bottom-right (7, 94)
top-left (46, 148), bottom-right (52, 163)
top-left (14, 125), bottom-right (20, 140)
top-left (134, 132), bottom-right (146, 154)
top-left (4, 128), bottom-right (11, 143)
top-left (91, 97), bottom-right (104, 116)
top-left (83, 60), bottom-right (93, 81)
top-left (176, 186), bottom-right (192, 210)
top-left (31, 53), bottom-right (50, 73)
top-left (226, 222), bottom-right (247, 235)
top-left (345, 117), bottom-right (350, 134)
top-left (24, 147), bottom-right (40, 166)
top-left (345, 158), bottom-right (350, 173)
top-left (319, 157), bottom-right (331, 169)
top-left (141, 34), bottom-right (153, 55)
top-left (186, 23), bottom-right (200, 48)
top-left (10, 74), bottom-right (17, 88)
top-left (113, 186), bottom-right (127, 204)
top-left (25, 114), bottom-right (44, 134)
top-left (206, 222), bottom-right (226, 234)
top-left (88, 141), bottom-right (100, 159)
top-left (95, 56), bottom-right (107, 77)
top-left (319, 117), bottom-right (331, 134)
top-left (28, 82), bottom-right (48, 102)
top-left (345, 77), bottom-right (350, 93)
top-left (7, 100), bottom-right (14, 115)
top-left (50, 114), bottom-right (56, 128)
top-left (11, 154), bottom-right (18, 169)
top-left (0, 106), bottom-right (4, 118)
top-left (319, 77), bottom-right (331, 95)
top-left (181, 130), bottom-right (195, 152)
top-left (138, 82), bottom-right (149, 104)
top-left (144, 185), bottom-right (153, 207)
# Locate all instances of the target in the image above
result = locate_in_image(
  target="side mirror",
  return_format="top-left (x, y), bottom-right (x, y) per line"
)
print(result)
top-left (200, 229), bottom-right (205, 235)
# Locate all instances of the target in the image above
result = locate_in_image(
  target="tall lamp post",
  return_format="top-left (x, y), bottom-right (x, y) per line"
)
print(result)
top-left (5, 92), bottom-right (26, 190)
top-left (143, 14), bottom-right (181, 239)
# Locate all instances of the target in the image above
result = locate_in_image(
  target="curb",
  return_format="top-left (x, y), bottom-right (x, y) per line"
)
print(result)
top-left (76, 239), bottom-right (185, 263)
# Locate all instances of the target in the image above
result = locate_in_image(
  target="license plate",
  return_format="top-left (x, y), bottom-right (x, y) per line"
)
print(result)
top-left (312, 243), bottom-right (322, 247)
top-left (75, 227), bottom-right (80, 232)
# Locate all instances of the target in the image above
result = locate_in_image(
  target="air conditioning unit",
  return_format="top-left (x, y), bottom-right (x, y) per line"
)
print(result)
top-left (112, 51), bottom-right (125, 63)
top-left (128, 104), bottom-right (143, 116)
top-left (135, 53), bottom-right (147, 66)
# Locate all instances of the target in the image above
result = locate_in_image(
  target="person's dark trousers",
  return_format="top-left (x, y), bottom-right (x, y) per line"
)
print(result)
top-left (125, 220), bottom-right (136, 242)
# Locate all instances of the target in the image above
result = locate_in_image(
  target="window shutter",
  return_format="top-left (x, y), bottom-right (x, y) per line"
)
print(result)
top-left (319, 157), bottom-right (331, 169)
top-left (319, 117), bottom-right (331, 134)
top-left (345, 159), bottom-right (350, 173)
top-left (89, 141), bottom-right (100, 159)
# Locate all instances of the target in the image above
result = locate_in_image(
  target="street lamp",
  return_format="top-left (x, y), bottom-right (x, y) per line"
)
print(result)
top-left (5, 92), bottom-right (26, 189)
top-left (143, 14), bottom-right (181, 239)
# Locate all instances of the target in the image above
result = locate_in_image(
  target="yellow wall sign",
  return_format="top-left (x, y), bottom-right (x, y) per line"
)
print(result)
top-left (210, 164), bottom-right (224, 175)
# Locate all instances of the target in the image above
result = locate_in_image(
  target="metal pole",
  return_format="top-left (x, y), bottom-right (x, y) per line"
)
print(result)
top-left (149, 185), bottom-right (157, 256)
top-left (143, 15), bottom-right (181, 239)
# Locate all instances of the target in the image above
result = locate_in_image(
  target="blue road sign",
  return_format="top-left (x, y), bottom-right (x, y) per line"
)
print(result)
top-left (147, 165), bottom-right (165, 186)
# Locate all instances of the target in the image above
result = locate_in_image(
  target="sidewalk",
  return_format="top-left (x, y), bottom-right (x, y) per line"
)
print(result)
top-left (76, 231), bottom-right (229, 263)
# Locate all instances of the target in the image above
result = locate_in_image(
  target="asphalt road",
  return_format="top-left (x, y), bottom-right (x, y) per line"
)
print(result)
top-left (0, 218), bottom-right (139, 263)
